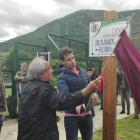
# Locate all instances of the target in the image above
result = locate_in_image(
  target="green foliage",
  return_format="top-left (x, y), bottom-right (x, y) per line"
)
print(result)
top-left (51, 76), bottom-right (57, 87)
top-left (0, 48), bottom-right (33, 70)
top-left (76, 61), bottom-right (86, 69)
top-left (0, 49), bottom-right (14, 70)
top-left (51, 59), bottom-right (60, 77)
top-left (0, 52), bottom-right (8, 63)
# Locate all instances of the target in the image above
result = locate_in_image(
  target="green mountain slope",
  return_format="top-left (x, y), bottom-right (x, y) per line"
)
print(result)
top-left (0, 9), bottom-right (140, 54)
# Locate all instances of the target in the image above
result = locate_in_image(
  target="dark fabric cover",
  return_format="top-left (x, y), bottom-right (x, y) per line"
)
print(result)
top-left (6, 96), bottom-right (17, 118)
top-left (18, 80), bottom-right (84, 140)
top-left (57, 65), bottom-right (91, 114)
top-left (114, 30), bottom-right (140, 113)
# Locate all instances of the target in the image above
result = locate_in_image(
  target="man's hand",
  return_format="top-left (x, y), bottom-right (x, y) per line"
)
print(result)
top-left (76, 104), bottom-right (85, 114)
top-left (20, 77), bottom-right (24, 80)
top-left (56, 114), bottom-right (61, 122)
top-left (82, 76), bottom-right (101, 98)
top-left (91, 93), bottom-right (99, 104)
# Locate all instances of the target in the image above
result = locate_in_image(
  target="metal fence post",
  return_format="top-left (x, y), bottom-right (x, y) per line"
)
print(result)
top-left (13, 41), bottom-right (18, 96)
top-left (86, 42), bottom-right (89, 69)
top-left (45, 33), bottom-right (49, 52)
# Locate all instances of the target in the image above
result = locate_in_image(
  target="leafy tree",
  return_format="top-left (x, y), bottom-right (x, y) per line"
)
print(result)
top-left (51, 59), bottom-right (60, 77)
top-left (0, 48), bottom-right (33, 70)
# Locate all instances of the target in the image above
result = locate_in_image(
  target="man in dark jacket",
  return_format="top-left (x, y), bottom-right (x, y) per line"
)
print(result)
top-left (14, 62), bottom-right (28, 98)
top-left (57, 47), bottom-right (99, 140)
top-left (90, 66), bottom-right (98, 81)
top-left (17, 57), bottom-right (101, 140)
top-left (118, 68), bottom-right (130, 115)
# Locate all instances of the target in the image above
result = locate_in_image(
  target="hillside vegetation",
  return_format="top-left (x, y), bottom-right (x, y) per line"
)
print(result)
top-left (0, 9), bottom-right (140, 57)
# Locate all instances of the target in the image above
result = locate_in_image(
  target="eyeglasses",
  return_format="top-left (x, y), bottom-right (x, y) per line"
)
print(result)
top-left (46, 65), bottom-right (52, 71)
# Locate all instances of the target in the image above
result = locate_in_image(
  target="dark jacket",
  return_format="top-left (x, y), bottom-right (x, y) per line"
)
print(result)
top-left (90, 72), bottom-right (98, 81)
top-left (18, 80), bottom-right (84, 140)
top-left (118, 71), bottom-right (129, 88)
top-left (117, 72), bottom-right (119, 86)
top-left (57, 65), bottom-right (91, 114)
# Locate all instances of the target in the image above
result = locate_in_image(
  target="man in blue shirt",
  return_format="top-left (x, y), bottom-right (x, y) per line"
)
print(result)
top-left (57, 47), bottom-right (99, 140)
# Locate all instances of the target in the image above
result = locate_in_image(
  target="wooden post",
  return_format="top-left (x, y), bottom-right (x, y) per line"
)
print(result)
top-left (103, 11), bottom-right (117, 140)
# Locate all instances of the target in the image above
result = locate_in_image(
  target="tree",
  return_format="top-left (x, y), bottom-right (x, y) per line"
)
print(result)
top-left (0, 48), bottom-right (33, 70)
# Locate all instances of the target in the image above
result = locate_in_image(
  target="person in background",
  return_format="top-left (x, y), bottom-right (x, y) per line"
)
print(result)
top-left (17, 57), bottom-right (101, 140)
top-left (118, 68), bottom-right (130, 115)
top-left (117, 68), bottom-right (121, 102)
top-left (86, 68), bottom-right (93, 79)
top-left (97, 68), bottom-right (103, 110)
top-left (86, 68), bottom-right (96, 117)
top-left (90, 66), bottom-right (98, 81)
top-left (57, 47), bottom-right (99, 140)
top-left (132, 97), bottom-right (139, 119)
top-left (14, 62), bottom-right (28, 98)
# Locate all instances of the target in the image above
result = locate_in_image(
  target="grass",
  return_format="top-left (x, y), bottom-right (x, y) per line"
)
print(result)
top-left (116, 114), bottom-right (140, 140)
top-left (78, 114), bottom-right (140, 140)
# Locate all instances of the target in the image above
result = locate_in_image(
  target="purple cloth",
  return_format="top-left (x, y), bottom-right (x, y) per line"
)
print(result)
top-left (114, 30), bottom-right (140, 113)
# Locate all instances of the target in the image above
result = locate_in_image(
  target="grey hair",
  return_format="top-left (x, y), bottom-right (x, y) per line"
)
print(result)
top-left (28, 56), bottom-right (46, 80)
top-left (21, 62), bottom-right (27, 67)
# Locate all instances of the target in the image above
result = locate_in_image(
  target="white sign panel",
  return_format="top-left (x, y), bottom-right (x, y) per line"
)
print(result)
top-left (89, 19), bottom-right (131, 57)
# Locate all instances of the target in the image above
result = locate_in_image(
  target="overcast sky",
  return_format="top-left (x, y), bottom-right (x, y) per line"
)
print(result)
top-left (0, 0), bottom-right (140, 42)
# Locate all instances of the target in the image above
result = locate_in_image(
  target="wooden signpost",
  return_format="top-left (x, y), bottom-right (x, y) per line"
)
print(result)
top-left (88, 10), bottom-right (132, 140)
top-left (103, 11), bottom-right (117, 140)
